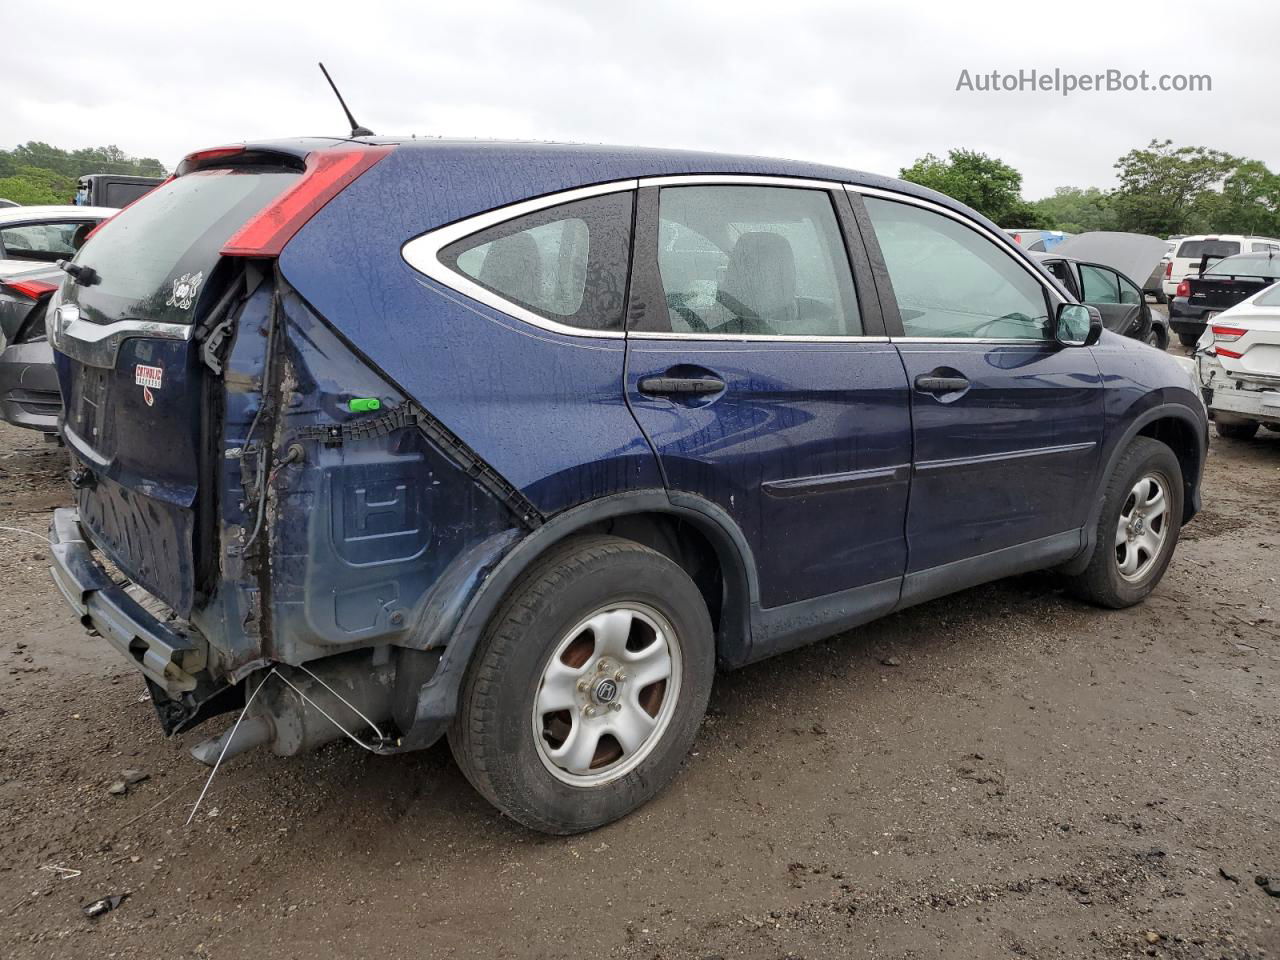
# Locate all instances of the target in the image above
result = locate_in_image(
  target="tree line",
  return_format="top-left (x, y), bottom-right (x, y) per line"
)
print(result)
top-left (0, 142), bottom-right (167, 205)
top-left (900, 140), bottom-right (1280, 239)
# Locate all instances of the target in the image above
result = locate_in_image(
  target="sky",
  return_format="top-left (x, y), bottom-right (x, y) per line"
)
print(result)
top-left (4, 0), bottom-right (1276, 199)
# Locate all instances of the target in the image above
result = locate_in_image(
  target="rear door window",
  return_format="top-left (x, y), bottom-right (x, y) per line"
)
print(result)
top-left (649, 185), bottom-right (860, 337)
top-left (71, 168), bottom-right (301, 326)
top-left (1177, 239), bottom-right (1240, 259)
top-left (440, 192), bottom-right (634, 332)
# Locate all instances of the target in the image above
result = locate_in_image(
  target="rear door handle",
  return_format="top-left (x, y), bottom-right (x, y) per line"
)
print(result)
top-left (914, 375), bottom-right (970, 394)
top-left (638, 375), bottom-right (726, 395)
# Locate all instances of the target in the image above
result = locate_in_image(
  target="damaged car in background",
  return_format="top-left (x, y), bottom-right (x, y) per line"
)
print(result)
top-left (0, 205), bottom-right (113, 433)
top-left (1031, 231), bottom-right (1171, 349)
top-left (1168, 250), bottom-right (1280, 347)
top-left (1196, 283), bottom-right (1280, 439)
top-left (46, 138), bottom-right (1206, 834)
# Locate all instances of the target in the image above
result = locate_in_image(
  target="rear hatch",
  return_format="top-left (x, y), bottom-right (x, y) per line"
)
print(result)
top-left (51, 164), bottom-right (304, 616)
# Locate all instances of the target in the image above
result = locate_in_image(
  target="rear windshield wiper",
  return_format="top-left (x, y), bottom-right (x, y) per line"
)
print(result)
top-left (56, 259), bottom-right (100, 287)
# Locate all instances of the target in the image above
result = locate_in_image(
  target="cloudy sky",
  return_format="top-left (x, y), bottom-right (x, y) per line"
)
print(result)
top-left (5, 0), bottom-right (1275, 198)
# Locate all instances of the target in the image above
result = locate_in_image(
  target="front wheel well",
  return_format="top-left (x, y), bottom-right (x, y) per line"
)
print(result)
top-left (1136, 416), bottom-right (1201, 522)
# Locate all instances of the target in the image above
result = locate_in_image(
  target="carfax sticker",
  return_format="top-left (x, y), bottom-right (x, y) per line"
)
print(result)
top-left (135, 364), bottom-right (163, 406)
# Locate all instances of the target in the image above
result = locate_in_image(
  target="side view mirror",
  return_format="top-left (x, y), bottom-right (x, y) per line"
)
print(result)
top-left (1054, 302), bottom-right (1103, 347)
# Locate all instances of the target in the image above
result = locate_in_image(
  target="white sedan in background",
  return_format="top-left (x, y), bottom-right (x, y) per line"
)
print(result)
top-left (1196, 282), bottom-right (1280, 439)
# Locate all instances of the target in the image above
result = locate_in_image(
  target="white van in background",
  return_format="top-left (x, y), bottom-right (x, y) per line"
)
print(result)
top-left (1163, 234), bottom-right (1280, 297)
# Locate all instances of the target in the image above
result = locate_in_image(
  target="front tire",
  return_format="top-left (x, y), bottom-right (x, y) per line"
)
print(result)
top-left (449, 535), bottom-right (714, 834)
top-left (1065, 437), bottom-right (1183, 609)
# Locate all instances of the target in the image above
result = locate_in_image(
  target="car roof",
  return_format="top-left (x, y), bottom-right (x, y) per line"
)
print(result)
top-left (0, 205), bottom-right (115, 224)
top-left (238, 136), bottom-right (1005, 234)
top-left (1174, 234), bottom-right (1280, 243)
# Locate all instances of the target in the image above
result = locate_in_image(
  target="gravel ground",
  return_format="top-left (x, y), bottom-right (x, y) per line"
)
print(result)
top-left (1, 343), bottom-right (1278, 959)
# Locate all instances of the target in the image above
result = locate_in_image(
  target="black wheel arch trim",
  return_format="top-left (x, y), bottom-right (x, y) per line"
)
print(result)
top-left (1058, 400), bottom-right (1206, 576)
top-left (386, 488), bottom-right (758, 751)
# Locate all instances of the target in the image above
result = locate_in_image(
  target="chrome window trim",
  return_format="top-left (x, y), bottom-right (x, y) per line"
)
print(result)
top-left (401, 179), bottom-right (638, 340)
top-left (638, 174), bottom-right (870, 343)
top-left (847, 184), bottom-right (1070, 344)
top-left (629, 331), bottom-right (890, 343)
top-left (638, 174), bottom-right (843, 191)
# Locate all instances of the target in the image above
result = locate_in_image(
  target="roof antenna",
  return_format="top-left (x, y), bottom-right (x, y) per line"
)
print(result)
top-left (318, 62), bottom-right (374, 138)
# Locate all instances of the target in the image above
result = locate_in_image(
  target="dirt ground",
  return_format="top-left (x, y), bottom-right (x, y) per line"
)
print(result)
top-left (2, 344), bottom-right (1278, 958)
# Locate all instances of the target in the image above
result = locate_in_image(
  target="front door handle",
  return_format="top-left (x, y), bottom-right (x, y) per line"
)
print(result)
top-left (914, 374), bottom-right (970, 394)
top-left (638, 375), bottom-right (726, 395)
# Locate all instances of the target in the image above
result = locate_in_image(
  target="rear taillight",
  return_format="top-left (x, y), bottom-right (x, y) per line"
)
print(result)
top-left (177, 145), bottom-right (246, 175)
top-left (5, 279), bottom-right (58, 300)
top-left (1165, 261), bottom-right (1173, 278)
top-left (1175, 280), bottom-right (1190, 298)
top-left (1212, 324), bottom-right (1247, 358)
top-left (221, 145), bottom-right (392, 257)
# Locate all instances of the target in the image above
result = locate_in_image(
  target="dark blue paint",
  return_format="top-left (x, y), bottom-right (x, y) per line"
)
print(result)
top-left (894, 341), bottom-right (1104, 571)
top-left (626, 340), bottom-right (911, 608)
top-left (47, 139), bottom-right (1208, 750)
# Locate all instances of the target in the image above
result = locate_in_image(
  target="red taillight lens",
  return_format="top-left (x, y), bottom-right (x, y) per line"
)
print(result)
top-left (177, 145), bottom-right (246, 175)
top-left (221, 145), bottom-right (392, 257)
top-left (1165, 261), bottom-right (1173, 278)
top-left (1211, 324), bottom-right (1247, 341)
top-left (1175, 280), bottom-right (1190, 298)
top-left (1215, 346), bottom-right (1244, 358)
top-left (5, 279), bottom-right (58, 300)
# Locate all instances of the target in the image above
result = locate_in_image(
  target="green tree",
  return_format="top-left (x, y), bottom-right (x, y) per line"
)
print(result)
top-left (1111, 139), bottom-right (1236, 235)
top-left (5, 141), bottom-right (167, 179)
top-left (899, 149), bottom-right (1048, 227)
top-left (1030, 186), bottom-right (1118, 234)
top-left (1188, 159), bottom-right (1280, 236)
top-left (0, 165), bottom-right (77, 205)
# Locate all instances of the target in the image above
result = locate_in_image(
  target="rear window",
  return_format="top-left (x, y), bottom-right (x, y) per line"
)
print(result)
top-left (1177, 239), bottom-right (1240, 259)
top-left (69, 168), bottom-right (299, 326)
top-left (1255, 283), bottom-right (1280, 307)
top-left (1206, 255), bottom-right (1280, 279)
top-left (102, 181), bottom-right (158, 208)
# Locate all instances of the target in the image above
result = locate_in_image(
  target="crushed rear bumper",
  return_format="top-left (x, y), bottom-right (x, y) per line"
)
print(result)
top-left (48, 507), bottom-right (208, 695)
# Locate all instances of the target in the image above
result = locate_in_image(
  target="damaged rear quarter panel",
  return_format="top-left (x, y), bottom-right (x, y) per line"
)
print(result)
top-left (265, 291), bottom-right (525, 664)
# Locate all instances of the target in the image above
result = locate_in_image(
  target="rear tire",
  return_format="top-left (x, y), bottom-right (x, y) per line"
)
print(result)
top-left (1215, 418), bottom-right (1259, 440)
top-left (449, 535), bottom-right (714, 834)
top-left (1064, 437), bottom-right (1183, 609)
top-left (1178, 331), bottom-right (1199, 348)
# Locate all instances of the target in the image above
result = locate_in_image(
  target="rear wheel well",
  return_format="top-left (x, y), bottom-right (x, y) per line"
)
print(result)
top-left (1136, 416), bottom-right (1200, 522)
top-left (578, 513), bottom-right (724, 636)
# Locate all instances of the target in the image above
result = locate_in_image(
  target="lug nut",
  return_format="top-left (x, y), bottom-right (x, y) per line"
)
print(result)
top-left (577, 678), bottom-right (591, 692)
top-left (583, 705), bottom-right (597, 718)
top-left (614, 671), bottom-right (627, 683)
top-left (609, 702), bottom-right (622, 712)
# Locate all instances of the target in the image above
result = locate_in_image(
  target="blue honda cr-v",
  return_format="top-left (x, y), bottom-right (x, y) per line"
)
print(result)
top-left (46, 138), bottom-right (1207, 833)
